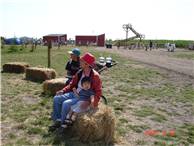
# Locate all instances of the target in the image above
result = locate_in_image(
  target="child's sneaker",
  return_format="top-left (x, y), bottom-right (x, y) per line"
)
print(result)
top-left (48, 121), bottom-right (61, 132)
top-left (63, 119), bottom-right (73, 126)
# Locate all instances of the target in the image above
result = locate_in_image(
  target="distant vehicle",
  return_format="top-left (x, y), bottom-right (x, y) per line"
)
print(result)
top-left (188, 44), bottom-right (194, 50)
top-left (106, 43), bottom-right (112, 49)
top-left (165, 43), bottom-right (176, 52)
top-left (4, 38), bottom-right (22, 45)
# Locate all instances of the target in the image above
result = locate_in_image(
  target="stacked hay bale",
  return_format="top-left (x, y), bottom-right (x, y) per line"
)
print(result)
top-left (71, 104), bottom-right (116, 144)
top-left (43, 78), bottom-right (68, 95)
top-left (2, 62), bottom-right (30, 73)
top-left (25, 67), bottom-right (56, 82)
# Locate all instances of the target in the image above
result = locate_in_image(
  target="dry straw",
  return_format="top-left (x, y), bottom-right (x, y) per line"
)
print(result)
top-left (25, 67), bottom-right (56, 82)
top-left (71, 104), bottom-right (116, 144)
top-left (43, 78), bottom-right (68, 95)
top-left (3, 62), bottom-right (30, 73)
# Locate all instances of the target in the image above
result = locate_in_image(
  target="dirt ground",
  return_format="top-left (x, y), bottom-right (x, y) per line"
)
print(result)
top-left (95, 47), bottom-right (194, 78)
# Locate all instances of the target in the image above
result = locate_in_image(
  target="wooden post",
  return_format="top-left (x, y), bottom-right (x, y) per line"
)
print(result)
top-left (48, 41), bottom-right (52, 68)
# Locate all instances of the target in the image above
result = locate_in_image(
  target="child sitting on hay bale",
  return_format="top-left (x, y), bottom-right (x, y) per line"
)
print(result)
top-left (61, 76), bottom-right (95, 128)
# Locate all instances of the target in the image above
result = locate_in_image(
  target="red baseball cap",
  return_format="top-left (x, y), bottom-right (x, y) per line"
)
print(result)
top-left (80, 52), bottom-right (95, 66)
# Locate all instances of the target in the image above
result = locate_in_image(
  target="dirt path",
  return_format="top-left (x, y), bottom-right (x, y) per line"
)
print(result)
top-left (95, 47), bottom-right (194, 78)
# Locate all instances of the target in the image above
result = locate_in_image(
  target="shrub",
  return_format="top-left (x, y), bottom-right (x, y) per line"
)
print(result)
top-left (8, 45), bottom-right (19, 53)
top-left (7, 45), bottom-right (25, 53)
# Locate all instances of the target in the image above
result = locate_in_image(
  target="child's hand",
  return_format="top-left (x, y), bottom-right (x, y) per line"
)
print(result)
top-left (90, 95), bottom-right (96, 109)
top-left (90, 95), bottom-right (95, 102)
top-left (73, 88), bottom-right (79, 98)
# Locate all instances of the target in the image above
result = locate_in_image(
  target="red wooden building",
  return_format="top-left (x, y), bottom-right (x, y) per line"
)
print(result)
top-left (75, 34), bottom-right (105, 46)
top-left (43, 34), bottom-right (67, 45)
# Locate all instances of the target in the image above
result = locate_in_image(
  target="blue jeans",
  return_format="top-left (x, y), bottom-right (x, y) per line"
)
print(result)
top-left (52, 92), bottom-right (79, 122)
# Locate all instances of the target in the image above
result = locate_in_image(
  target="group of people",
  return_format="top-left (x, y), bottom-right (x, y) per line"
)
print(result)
top-left (49, 48), bottom-right (102, 132)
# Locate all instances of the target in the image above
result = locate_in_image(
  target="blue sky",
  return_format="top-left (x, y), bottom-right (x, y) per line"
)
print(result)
top-left (0, 0), bottom-right (194, 40)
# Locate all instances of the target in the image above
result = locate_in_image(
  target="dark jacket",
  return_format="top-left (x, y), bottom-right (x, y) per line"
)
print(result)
top-left (65, 60), bottom-right (80, 77)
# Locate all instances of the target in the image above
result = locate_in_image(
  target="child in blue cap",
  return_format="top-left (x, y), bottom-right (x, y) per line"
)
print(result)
top-left (65, 48), bottom-right (81, 85)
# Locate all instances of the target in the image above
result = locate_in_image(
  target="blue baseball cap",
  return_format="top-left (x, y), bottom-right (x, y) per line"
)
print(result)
top-left (68, 48), bottom-right (81, 56)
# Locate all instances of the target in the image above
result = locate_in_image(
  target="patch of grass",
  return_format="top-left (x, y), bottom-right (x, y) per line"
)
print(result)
top-left (173, 53), bottom-right (194, 60)
top-left (116, 39), bottom-right (194, 48)
top-left (176, 124), bottom-right (194, 144)
top-left (141, 83), bottom-right (177, 98)
top-left (115, 83), bottom-right (177, 102)
top-left (8, 133), bottom-right (16, 139)
top-left (134, 106), bottom-right (155, 117)
top-left (154, 136), bottom-right (187, 146)
top-left (117, 125), bottom-right (128, 136)
top-left (127, 124), bottom-right (149, 133)
top-left (111, 67), bottom-right (162, 85)
top-left (7, 45), bottom-right (24, 53)
top-left (150, 113), bottom-right (167, 122)
top-left (136, 140), bottom-right (147, 145)
top-left (27, 126), bottom-right (44, 135)
top-left (178, 86), bottom-right (194, 104)
top-left (134, 106), bottom-right (167, 122)
top-left (153, 124), bottom-right (194, 145)
top-left (15, 137), bottom-right (32, 145)
top-left (154, 140), bottom-right (178, 146)
top-left (119, 118), bottom-right (128, 124)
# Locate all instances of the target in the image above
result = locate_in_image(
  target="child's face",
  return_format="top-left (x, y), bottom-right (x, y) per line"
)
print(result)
top-left (82, 82), bottom-right (91, 90)
top-left (70, 54), bottom-right (77, 60)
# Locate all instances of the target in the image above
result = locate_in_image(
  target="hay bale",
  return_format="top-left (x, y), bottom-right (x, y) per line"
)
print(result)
top-left (71, 104), bottom-right (116, 144)
top-left (43, 78), bottom-right (68, 95)
top-left (3, 62), bottom-right (30, 73)
top-left (25, 67), bottom-right (56, 82)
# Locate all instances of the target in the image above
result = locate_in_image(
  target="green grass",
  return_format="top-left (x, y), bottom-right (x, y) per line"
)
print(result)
top-left (176, 124), bottom-right (194, 144)
top-left (114, 39), bottom-right (194, 48)
top-left (153, 126), bottom-right (193, 146)
top-left (127, 124), bottom-right (149, 133)
top-left (134, 106), bottom-right (167, 122)
top-left (134, 106), bottom-right (155, 117)
top-left (135, 140), bottom-right (147, 145)
top-left (178, 86), bottom-right (194, 104)
top-left (1, 45), bottom-right (194, 145)
top-left (173, 53), bottom-right (194, 60)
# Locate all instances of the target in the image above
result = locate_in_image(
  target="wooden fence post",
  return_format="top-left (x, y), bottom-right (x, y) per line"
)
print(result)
top-left (48, 41), bottom-right (52, 68)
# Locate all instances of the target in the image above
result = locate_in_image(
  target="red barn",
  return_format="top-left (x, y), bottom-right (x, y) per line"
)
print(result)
top-left (43, 34), bottom-right (67, 45)
top-left (75, 34), bottom-right (105, 46)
